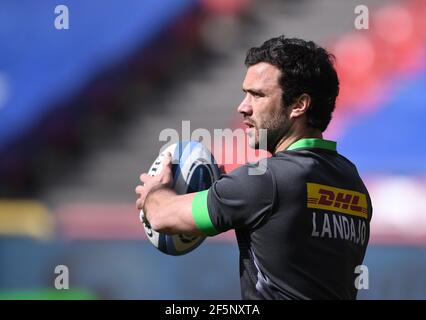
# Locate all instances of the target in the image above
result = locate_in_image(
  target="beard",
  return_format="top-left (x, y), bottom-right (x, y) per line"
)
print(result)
top-left (248, 108), bottom-right (290, 153)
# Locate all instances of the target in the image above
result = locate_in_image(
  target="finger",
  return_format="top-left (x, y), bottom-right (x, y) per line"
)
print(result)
top-left (140, 173), bottom-right (149, 182)
top-left (136, 198), bottom-right (145, 210)
top-left (162, 153), bottom-right (172, 172)
top-left (135, 185), bottom-right (144, 194)
top-left (162, 153), bottom-right (174, 184)
top-left (136, 198), bottom-right (142, 210)
top-left (163, 152), bottom-right (172, 167)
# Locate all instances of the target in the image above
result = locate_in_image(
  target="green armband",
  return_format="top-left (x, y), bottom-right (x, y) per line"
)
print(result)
top-left (192, 190), bottom-right (218, 236)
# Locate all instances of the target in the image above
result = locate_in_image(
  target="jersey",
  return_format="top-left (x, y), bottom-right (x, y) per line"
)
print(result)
top-left (191, 138), bottom-right (372, 299)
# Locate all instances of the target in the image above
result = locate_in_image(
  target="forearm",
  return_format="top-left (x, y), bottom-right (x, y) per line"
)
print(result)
top-left (143, 188), bottom-right (202, 235)
top-left (143, 187), bottom-right (176, 228)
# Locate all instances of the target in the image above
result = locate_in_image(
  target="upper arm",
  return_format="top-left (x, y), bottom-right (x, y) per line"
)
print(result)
top-left (198, 163), bottom-right (276, 234)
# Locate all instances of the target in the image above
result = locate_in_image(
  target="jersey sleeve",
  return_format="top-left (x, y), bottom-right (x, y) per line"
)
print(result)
top-left (192, 162), bottom-right (275, 236)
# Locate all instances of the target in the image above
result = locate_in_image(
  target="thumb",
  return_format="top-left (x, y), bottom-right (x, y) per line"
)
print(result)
top-left (162, 152), bottom-right (173, 174)
top-left (163, 152), bottom-right (172, 166)
top-left (162, 152), bottom-right (173, 186)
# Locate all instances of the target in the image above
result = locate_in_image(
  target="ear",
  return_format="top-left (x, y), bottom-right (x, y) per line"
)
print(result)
top-left (289, 93), bottom-right (311, 119)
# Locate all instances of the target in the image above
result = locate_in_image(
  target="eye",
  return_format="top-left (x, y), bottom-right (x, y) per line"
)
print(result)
top-left (251, 91), bottom-right (262, 98)
top-left (243, 89), bottom-right (264, 98)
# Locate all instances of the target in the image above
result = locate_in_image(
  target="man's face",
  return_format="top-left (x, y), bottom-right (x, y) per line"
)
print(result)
top-left (238, 62), bottom-right (289, 152)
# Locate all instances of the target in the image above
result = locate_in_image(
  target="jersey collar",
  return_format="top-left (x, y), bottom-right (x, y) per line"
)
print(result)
top-left (286, 138), bottom-right (337, 152)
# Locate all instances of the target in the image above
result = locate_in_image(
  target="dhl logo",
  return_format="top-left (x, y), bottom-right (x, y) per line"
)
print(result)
top-left (307, 183), bottom-right (368, 219)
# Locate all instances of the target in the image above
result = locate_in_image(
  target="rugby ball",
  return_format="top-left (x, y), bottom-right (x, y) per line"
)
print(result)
top-left (140, 141), bottom-right (221, 256)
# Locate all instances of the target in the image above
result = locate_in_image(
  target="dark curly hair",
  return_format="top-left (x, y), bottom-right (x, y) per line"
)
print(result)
top-left (245, 36), bottom-right (339, 132)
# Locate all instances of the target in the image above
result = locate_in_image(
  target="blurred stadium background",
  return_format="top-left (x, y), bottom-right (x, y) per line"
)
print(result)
top-left (0, 0), bottom-right (425, 299)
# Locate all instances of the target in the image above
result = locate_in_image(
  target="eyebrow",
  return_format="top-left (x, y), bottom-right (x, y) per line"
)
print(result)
top-left (242, 88), bottom-right (266, 96)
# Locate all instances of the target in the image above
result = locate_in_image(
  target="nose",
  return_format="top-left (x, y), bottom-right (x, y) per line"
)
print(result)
top-left (237, 95), bottom-right (252, 116)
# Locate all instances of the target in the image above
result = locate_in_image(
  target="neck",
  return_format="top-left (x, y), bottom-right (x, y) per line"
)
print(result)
top-left (273, 127), bottom-right (323, 154)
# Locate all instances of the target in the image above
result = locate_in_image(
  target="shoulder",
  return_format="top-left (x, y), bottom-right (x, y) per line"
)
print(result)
top-left (212, 159), bottom-right (275, 196)
top-left (225, 158), bottom-right (273, 182)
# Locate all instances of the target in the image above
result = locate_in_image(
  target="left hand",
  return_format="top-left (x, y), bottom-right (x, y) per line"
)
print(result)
top-left (135, 152), bottom-right (173, 211)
